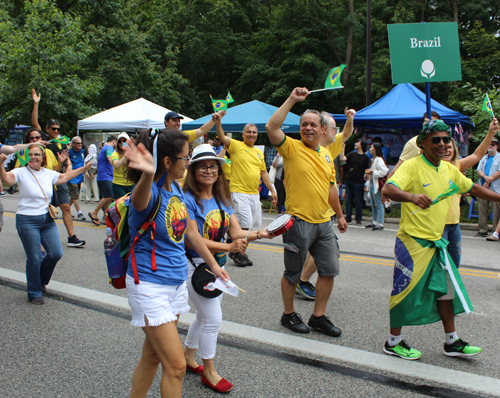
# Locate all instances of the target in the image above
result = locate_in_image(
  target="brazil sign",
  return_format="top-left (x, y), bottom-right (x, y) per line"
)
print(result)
top-left (387, 22), bottom-right (461, 84)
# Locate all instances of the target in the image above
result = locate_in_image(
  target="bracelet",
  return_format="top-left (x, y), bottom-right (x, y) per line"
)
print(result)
top-left (257, 230), bottom-right (261, 240)
top-left (410, 193), bottom-right (415, 201)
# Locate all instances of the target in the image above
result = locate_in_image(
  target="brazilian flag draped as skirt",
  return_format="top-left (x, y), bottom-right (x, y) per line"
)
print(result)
top-left (390, 230), bottom-right (473, 328)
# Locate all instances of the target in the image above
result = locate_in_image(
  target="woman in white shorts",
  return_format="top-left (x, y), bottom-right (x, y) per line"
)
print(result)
top-left (123, 129), bottom-right (229, 398)
top-left (182, 142), bottom-right (273, 393)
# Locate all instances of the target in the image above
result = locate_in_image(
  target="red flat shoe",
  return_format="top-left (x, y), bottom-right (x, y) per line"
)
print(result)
top-left (201, 375), bottom-right (233, 393)
top-left (186, 364), bottom-right (204, 375)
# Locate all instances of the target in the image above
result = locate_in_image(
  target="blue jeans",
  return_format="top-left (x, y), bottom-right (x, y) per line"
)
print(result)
top-left (442, 223), bottom-right (461, 268)
top-left (370, 179), bottom-right (384, 224)
top-left (16, 213), bottom-right (63, 298)
top-left (345, 181), bottom-right (364, 222)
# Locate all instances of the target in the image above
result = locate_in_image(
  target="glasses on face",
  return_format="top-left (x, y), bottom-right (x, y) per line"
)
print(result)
top-left (74, 142), bottom-right (82, 145)
top-left (51, 127), bottom-right (60, 131)
top-left (328, 126), bottom-right (340, 134)
top-left (28, 153), bottom-right (42, 158)
top-left (198, 164), bottom-right (219, 174)
top-left (430, 136), bottom-right (451, 145)
top-left (118, 139), bottom-right (126, 143)
top-left (29, 135), bottom-right (42, 142)
top-left (174, 155), bottom-right (191, 162)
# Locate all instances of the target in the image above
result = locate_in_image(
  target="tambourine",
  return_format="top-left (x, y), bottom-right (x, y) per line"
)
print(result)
top-left (267, 214), bottom-right (295, 237)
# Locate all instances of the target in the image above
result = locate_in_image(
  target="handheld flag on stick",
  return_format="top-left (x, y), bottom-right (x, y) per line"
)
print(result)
top-left (211, 95), bottom-right (228, 112)
top-left (16, 149), bottom-right (29, 166)
top-left (309, 64), bottom-right (346, 93)
top-left (226, 92), bottom-right (234, 103)
top-left (410, 183), bottom-right (460, 215)
top-left (49, 135), bottom-right (70, 145)
top-left (482, 94), bottom-right (495, 119)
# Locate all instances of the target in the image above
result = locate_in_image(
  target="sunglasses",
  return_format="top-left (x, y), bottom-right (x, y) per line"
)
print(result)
top-left (430, 136), bottom-right (451, 145)
top-left (29, 135), bottom-right (42, 142)
top-left (51, 127), bottom-right (60, 131)
top-left (118, 139), bottom-right (126, 143)
top-left (74, 142), bottom-right (82, 145)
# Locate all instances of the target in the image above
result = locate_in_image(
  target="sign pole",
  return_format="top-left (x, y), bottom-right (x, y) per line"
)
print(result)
top-left (425, 82), bottom-right (432, 120)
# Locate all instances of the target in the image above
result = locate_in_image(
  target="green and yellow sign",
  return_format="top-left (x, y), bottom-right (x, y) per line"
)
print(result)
top-left (387, 22), bottom-right (461, 84)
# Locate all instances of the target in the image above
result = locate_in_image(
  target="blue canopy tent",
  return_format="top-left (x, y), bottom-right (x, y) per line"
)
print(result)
top-left (331, 83), bottom-right (473, 130)
top-left (182, 100), bottom-right (301, 133)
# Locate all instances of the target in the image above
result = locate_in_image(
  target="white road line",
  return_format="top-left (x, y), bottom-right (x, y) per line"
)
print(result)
top-left (2, 267), bottom-right (499, 397)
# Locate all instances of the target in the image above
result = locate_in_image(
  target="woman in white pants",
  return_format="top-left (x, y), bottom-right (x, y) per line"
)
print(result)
top-left (182, 142), bottom-right (273, 393)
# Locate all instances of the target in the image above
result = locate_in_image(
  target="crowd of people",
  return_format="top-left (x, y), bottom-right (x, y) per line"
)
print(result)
top-left (0, 86), bottom-right (499, 397)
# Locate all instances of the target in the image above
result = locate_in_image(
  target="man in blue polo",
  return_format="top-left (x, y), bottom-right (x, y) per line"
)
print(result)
top-left (67, 136), bottom-right (87, 221)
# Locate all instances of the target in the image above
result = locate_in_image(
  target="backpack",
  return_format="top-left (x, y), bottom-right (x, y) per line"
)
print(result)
top-left (104, 191), bottom-right (162, 289)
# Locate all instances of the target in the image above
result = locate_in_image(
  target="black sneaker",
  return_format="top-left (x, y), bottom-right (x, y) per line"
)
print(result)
top-left (30, 297), bottom-right (45, 305)
top-left (365, 223), bottom-right (376, 228)
top-left (242, 253), bottom-right (253, 266)
top-left (443, 338), bottom-right (482, 357)
top-left (67, 235), bottom-right (85, 247)
top-left (281, 312), bottom-right (309, 334)
top-left (231, 252), bottom-right (246, 267)
top-left (307, 315), bottom-right (342, 337)
top-left (474, 231), bottom-right (488, 237)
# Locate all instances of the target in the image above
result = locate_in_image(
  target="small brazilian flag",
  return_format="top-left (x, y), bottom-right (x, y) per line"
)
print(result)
top-left (211, 96), bottom-right (228, 112)
top-left (324, 64), bottom-right (346, 89)
top-left (431, 183), bottom-right (460, 206)
top-left (50, 135), bottom-right (70, 145)
top-left (226, 92), bottom-right (234, 103)
top-left (482, 94), bottom-right (494, 118)
top-left (16, 149), bottom-right (29, 166)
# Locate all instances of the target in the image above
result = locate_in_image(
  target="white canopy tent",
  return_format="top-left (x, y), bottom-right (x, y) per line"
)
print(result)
top-left (77, 98), bottom-right (193, 133)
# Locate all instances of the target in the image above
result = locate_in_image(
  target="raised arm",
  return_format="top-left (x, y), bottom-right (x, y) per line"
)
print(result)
top-left (123, 141), bottom-right (154, 211)
top-left (342, 108), bottom-right (356, 142)
top-left (0, 154), bottom-right (16, 186)
top-left (31, 89), bottom-right (42, 131)
top-left (0, 142), bottom-right (45, 155)
top-left (56, 161), bottom-right (92, 184)
top-left (191, 110), bottom-right (227, 141)
top-left (265, 87), bottom-right (309, 146)
top-left (214, 112), bottom-right (231, 148)
top-left (459, 118), bottom-right (499, 171)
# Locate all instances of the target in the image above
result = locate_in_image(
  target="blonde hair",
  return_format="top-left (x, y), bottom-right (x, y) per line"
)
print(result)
top-left (27, 144), bottom-right (46, 167)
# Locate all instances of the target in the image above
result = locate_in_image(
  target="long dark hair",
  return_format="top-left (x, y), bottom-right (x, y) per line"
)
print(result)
top-left (126, 128), bottom-right (188, 184)
top-left (183, 161), bottom-right (232, 212)
top-left (372, 142), bottom-right (387, 166)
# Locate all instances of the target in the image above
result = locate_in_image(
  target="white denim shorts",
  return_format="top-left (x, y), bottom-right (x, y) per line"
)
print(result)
top-left (231, 192), bottom-right (262, 228)
top-left (126, 274), bottom-right (190, 327)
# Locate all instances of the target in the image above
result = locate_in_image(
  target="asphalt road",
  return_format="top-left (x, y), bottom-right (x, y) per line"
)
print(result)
top-left (1, 193), bottom-right (499, 397)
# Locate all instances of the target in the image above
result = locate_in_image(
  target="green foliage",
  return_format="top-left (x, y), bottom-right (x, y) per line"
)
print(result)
top-left (0, 0), bottom-right (499, 134)
top-left (0, 0), bottom-right (101, 132)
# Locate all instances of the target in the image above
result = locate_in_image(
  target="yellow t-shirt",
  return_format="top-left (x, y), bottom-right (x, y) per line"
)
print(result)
top-left (399, 136), bottom-right (421, 162)
top-left (325, 133), bottom-right (344, 217)
top-left (388, 155), bottom-right (473, 241)
top-left (276, 136), bottom-right (335, 224)
top-left (183, 130), bottom-right (197, 143)
top-left (111, 152), bottom-right (134, 186)
top-left (445, 159), bottom-right (461, 225)
top-left (222, 156), bottom-right (231, 180)
top-left (227, 139), bottom-right (266, 194)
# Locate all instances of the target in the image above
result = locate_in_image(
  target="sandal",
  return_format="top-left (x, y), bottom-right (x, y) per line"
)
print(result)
top-left (88, 212), bottom-right (100, 226)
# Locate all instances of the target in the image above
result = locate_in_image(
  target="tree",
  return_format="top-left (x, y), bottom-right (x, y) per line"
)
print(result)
top-left (0, 0), bottom-right (100, 132)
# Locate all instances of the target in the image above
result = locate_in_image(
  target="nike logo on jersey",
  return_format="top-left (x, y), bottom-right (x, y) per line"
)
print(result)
top-left (423, 183), bottom-right (432, 187)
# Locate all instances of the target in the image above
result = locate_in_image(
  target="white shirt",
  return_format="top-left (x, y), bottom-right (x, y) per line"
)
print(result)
top-left (12, 167), bottom-right (60, 215)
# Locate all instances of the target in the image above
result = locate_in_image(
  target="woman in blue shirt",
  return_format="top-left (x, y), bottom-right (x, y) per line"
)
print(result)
top-left (182, 143), bottom-right (273, 393)
top-left (123, 129), bottom-right (229, 398)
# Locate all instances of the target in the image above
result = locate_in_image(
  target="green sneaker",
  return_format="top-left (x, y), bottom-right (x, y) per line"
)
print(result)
top-left (444, 338), bottom-right (482, 357)
top-left (383, 340), bottom-right (422, 360)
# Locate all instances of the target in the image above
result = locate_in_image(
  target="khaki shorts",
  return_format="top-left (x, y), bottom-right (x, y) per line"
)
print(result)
top-left (67, 183), bottom-right (81, 200)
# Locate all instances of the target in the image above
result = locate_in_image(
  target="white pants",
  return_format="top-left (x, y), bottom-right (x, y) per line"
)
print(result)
top-left (83, 173), bottom-right (99, 202)
top-left (184, 258), bottom-right (223, 359)
top-left (231, 192), bottom-right (262, 229)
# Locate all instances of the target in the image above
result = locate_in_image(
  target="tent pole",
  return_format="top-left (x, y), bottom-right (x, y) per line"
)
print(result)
top-left (425, 83), bottom-right (432, 120)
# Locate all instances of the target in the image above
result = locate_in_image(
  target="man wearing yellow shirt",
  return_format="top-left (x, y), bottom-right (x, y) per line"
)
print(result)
top-left (266, 87), bottom-right (347, 336)
top-left (216, 119), bottom-right (277, 267)
top-left (296, 110), bottom-right (355, 300)
top-left (382, 119), bottom-right (500, 360)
